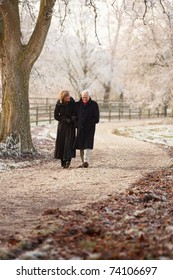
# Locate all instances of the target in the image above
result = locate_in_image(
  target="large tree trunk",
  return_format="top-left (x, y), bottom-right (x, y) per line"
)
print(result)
top-left (0, 0), bottom-right (56, 154)
top-left (0, 55), bottom-right (33, 152)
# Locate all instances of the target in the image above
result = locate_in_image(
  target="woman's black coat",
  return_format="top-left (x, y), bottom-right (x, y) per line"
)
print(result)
top-left (75, 98), bottom-right (99, 150)
top-left (54, 97), bottom-right (76, 160)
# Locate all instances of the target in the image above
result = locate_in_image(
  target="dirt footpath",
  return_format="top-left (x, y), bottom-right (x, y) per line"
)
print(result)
top-left (0, 120), bottom-right (171, 244)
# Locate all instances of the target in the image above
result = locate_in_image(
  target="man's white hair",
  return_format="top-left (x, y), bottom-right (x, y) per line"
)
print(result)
top-left (81, 89), bottom-right (91, 97)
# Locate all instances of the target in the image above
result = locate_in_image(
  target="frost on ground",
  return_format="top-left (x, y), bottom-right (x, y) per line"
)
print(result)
top-left (0, 125), bottom-right (55, 173)
top-left (113, 118), bottom-right (173, 146)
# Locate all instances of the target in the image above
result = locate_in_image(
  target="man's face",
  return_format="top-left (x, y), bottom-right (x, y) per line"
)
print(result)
top-left (82, 93), bottom-right (89, 103)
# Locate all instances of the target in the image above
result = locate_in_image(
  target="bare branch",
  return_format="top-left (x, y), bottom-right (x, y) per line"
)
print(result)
top-left (111, 0), bottom-right (117, 7)
top-left (158, 0), bottom-right (172, 29)
top-left (56, 0), bottom-right (69, 33)
top-left (25, 1), bottom-right (36, 22)
top-left (159, 0), bottom-right (167, 15)
top-left (0, 0), bottom-right (21, 52)
top-left (22, 0), bottom-right (56, 68)
top-left (85, 0), bottom-right (101, 45)
top-left (143, 0), bottom-right (148, 25)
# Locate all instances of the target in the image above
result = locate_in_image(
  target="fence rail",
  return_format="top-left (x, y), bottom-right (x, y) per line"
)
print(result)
top-left (30, 103), bottom-right (172, 125)
top-left (30, 105), bottom-right (54, 125)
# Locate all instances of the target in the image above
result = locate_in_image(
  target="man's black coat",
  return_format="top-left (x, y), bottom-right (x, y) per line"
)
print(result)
top-left (75, 98), bottom-right (99, 150)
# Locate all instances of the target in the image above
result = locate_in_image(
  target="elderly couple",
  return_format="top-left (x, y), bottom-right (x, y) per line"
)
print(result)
top-left (54, 89), bottom-right (100, 168)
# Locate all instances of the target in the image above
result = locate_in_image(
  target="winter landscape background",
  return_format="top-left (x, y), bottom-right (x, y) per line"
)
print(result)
top-left (0, 0), bottom-right (173, 262)
top-left (1, 0), bottom-right (173, 108)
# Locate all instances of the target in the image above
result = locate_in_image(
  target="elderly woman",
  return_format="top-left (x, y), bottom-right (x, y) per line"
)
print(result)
top-left (54, 90), bottom-right (76, 168)
top-left (75, 89), bottom-right (100, 168)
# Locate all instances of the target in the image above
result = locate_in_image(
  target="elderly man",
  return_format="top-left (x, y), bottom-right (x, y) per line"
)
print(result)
top-left (75, 89), bottom-right (100, 168)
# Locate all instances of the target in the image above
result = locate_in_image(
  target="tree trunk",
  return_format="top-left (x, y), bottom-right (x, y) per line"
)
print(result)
top-left (171, 89), bottom-right (173, 117)
top-left (103, 82), bottom-right (111, 102)
top-left (0, 54), bottom-right (33, 152)
top-left (0, 0), bottom-right (56, 154)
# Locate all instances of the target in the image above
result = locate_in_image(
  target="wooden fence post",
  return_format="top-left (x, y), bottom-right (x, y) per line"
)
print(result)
top-left (118, 104), bottom-right (121, 120)
top-left (148, 108), bottom-right (151, 118)
top-left (129, 108), bottom-right (131, 119)
top-left (49, 105), bottom-right (52, 124)
top-left (164, 105), bottom-right (167, 117)
top-left (108, 103), bottom-right (112, 121)
top-left (46, 97), bottom-right (49, 104)
top-left (36, 106), bottom-right (39, 126)
top-left (121, 105), bottom-right (123, 118)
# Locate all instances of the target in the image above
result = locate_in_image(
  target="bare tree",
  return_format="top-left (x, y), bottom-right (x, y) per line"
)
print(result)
top-left (100, 0), bottom-right (125, 102)
top-left (0, 0), bottom-right (57, 153)
top-left (58, 0), bottom-right (127, 101)
top-left (114, 0), bottom-right (173, 108)
top-left (60, 2), bottom-right (99, 98)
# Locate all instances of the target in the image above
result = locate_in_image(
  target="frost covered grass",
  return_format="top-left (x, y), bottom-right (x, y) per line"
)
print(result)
top-left (113, 124), bottom-right (173, 146)
top-left (0, 124), bottom-right (56, 173)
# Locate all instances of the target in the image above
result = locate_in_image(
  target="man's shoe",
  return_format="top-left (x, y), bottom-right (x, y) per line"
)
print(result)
top-left (78, 162), bottom-right (89, 168)
top-left (83, 162), bottom-right (89, 168)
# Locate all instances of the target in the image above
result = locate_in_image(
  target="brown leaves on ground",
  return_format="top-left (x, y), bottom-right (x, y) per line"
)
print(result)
top-left (42, 208), bottom-right (62, 217)
top-left (1, 167), bottom-right (173, 260)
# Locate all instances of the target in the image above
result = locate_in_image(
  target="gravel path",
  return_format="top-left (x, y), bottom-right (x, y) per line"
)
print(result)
top-left (0, 120), bottom-right (171, 243)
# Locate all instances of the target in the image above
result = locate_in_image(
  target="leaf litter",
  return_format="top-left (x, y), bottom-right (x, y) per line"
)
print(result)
top-left (0, 165), bottom-right (173, 260)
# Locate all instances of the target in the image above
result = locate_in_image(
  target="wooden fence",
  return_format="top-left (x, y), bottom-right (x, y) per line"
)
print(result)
top-left (30, 105), bottom-right (54, 125)
top-left (29, 97), bottom-right (57, 106)
top-left (30, 102), bottom-right (172, 125)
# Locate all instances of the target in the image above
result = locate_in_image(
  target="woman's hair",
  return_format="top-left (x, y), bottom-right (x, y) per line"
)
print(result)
top-left (58, 90), bottom-right (70, 103)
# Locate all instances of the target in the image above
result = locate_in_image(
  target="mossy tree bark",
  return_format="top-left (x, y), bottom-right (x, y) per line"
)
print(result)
top-left (0, 0), bottom-right (56, 153)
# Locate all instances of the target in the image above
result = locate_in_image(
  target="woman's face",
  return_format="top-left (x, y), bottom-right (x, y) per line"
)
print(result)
top-left (63, 94), bottom-right (70, 103)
